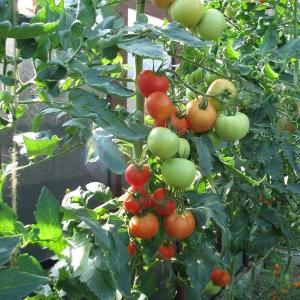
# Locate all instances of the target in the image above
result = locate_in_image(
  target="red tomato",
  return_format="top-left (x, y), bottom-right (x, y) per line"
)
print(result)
top-left (137, 70), bottom-right (169, 97)
top-left (150, 188), bottom-right (176, 216)
top-left (158, 242), bottom-right (176, 259)
top-left (163, 211), bottom-right (196, 240)
top-left (210, 268), bottom-right (231, 287)
top-left (171, 114), bottom-right (188, 136)
top-left (127, 242), bottom-right (136, 256)
top-left (129, 213), bottom-right (159, 239)
top-left (122, 186), bottom-right (149, 214)
top-left (154, 119), bottom-right (167, 128)
top-left (146, 92), bottom-right (174, 120)
top-left (125, 164), bottom-right (151, 187)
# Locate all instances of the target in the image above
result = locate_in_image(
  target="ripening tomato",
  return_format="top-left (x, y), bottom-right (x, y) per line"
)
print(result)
top-left (151, 0), bottom-right (174, 9)
top-left (127, 242), bottom-right (136, 256)
top-left (147, 127), bottom-right (180, 159)
top-left (163, 211), bottom-right (196, 240)
top-left (154, 119), bottom-right (167, 128)
top-left (171, 114), bottom-right (188, 136)
top-left (210, 268), bottom-right (231, 287)
top-left (162, 158), bottom-right (196, 189)
top-left (146, 92), bottom-right (174, 120)
top-left (186, 97), bottom-right (217, 133)
top-left (129, 213), bottom-right (159, 239)
top-left (158, 242), bottom-right (176, 259)
top-left (169, 0), bottom-right (204, 28)
top-left (206, 79), bottom-right (237, 111)
top-left (123, 186), bottom-right (149, 214)
top-left (125, 164), bottom-right (151, 187)
top-left (151, 188), bottom-right (176, 216)
top-left (214, 112), bottom-right (250, 141)
top-left (137, 70), bottom-right (169, 97)
top-left (196, 9), bottom-right (226, 41)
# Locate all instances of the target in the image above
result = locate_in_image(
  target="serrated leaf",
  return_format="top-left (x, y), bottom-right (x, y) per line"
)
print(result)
top-left (92, 128), bottom-right (127, 174)
top-left (34, 187), bottom-right (63, 242)
top-left (153, 23), bottom-right (206, 48)
top-left (282, 143), bottom-right (300, 177)
top-left (0, 203), bottom-right (17, 234)
top-left (16, 254), bottom-right (46, 277)
top-left (0, 21), bottom-right (59, 39)
top-left (192, 137), bottom-right (213, 176)
top-left (0, 74), bottom-right (15, 86)
top-left (118, 38), bottom-right (167, 60)
top-left (274, 38), bottom-right (300, 59)
top-left (0, 269), bottom-right (50, 300)
top-left (286, 183), bottom-right (300, 195)
top-left (23, 134), bottom-right (60, 159)
top-left (86, 182), bottom-right (112, 202)
top-left (0, 235), bottom-right (20, 266)
top-left (85, 69), bottom-right (135, 98)
top-left (260, 23), bottom-right (277, 53)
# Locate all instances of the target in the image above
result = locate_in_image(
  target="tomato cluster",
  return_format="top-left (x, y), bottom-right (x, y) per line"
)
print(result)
top-left (151, 0), bottom-right (226, 41)
top-left (123, 163), bottom-right (195, 259)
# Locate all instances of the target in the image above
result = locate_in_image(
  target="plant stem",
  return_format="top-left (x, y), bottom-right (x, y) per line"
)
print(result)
top-left (133, 0), bottom-right (145, 161)
top-left (293, 0), bottom-right (299, 87)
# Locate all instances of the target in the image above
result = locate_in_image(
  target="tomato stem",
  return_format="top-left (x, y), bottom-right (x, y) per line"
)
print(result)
top-left (293, 0), bottom-right (299, 87)
top-left (133, 0), bottom-right (146, 161)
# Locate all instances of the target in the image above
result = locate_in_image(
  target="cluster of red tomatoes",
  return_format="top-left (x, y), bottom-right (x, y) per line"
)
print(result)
top-left (122, 163), bottom-right (196, 260)
top-left (151, 0), bottom-right (226, 41)
top-left (205, 268), bottom-right (231, 295)
top-left (139, 69), bottom-right (250, 143)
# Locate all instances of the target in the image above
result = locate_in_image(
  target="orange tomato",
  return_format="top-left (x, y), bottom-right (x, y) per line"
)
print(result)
top-left (163, 211), bottom-right (195, 240)
top-left (186, 96), bottom-right (217, 132)
top-left (129, 213), bottom-right (159, 239)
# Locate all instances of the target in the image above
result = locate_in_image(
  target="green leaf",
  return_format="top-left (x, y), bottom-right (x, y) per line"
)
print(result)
top-left (249, 230), bottom-right (279, 255)
top-left (0, 269), bottom-right (50, 300)
top-left (0, 74), bottom-right (15, 86)
top-left (85, 69), bottom-right (135, 98)
top-left (118, 38), bottom-right (167, 60)
top-left (34, 187), bottom-right (63, 242)
top-left (0, 202), bottom-right (17, 234)
top-left (286, 183), bottom-right (300, 195)
top-left (260, 23), bottom-right (277, 53)
top-left (192, 137), bottom-right (213, 176)
top-left (16, 254), bottom-right (46, 277)
top-left (154, 23), bottom-right (206, 48)
top-left (0, 235), bottom-right (20, 266)
top-left (80, 256), bottom-right (116, 300)
top-left (63, 232), bottom-right (92, 276)
top-left (92, 128), bottom-right (127, 175)
top-left (36, 63), bottom-right (67, 82)
top-left (86, 182), bottom-right (112, 202)
top-left (0, 21), bottom-right (59, 39)
top-left (23, 134), bottom-right (60, 158)
top-left (0, 171), bottom-right (7, 202)
top-left (281, 143), bottom-right (300, 177)
top-left (275, 38), bottom-right (300, 59)
top-left (77, 0), bottom-right (96, 27)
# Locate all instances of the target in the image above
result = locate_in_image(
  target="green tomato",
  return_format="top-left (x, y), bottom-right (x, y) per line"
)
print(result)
top-left (177, 138), bottom-right (190, 158)
top-left (147, 128), bottom-right (180, 159)
top-left (204, 72), bottom-right (223, 85)
top-left (169, 0), bottom-right (204, 28)
top-left (196, 9), bottom-right (226, 40)
top-left (162, 158), bottom-right (196, 189)
top-left (214, 112), bottom-right (250, 141)
top-left (190, 68), bottom-right (203, 84)
top-left (225, 5), bottom-right (237, 18)
top-left (207, 132), bottom-right (221, 148)
top-left (145, 115), bottom-right (154, 126)
top-left (204, 280), bottom-right (222, 295)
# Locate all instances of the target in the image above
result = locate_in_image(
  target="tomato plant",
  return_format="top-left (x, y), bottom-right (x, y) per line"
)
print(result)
top-left (0, 0), bottom-right (299, 299)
